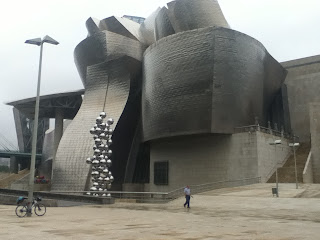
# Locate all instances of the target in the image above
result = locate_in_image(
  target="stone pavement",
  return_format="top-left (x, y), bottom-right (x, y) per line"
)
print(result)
top-left (1, 183), bottom-right (320, 240)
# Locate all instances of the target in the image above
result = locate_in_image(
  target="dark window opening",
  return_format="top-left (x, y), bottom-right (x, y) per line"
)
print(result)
top-left (154, 161), bottom-right (168, 185)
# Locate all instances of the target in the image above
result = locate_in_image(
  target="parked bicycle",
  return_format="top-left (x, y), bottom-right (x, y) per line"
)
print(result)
top-left (15, 196), bottom-right (46, 217)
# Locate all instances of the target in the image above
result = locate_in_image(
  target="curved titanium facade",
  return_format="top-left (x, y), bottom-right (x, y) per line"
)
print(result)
top-left (74, 31), bottom-right (145, 87)
top-left (51, 0), bottom-right (288, 191)
top-left (154, 0), bottom-right (229, 41)
top-left (142, 27), bottom-right (287, 141)
top-left (167, 0), bottom-right (230, 31)
top-left (52, 57), bottom-right (141, 191)
top-left (52, 28), bottom-right (145, 191)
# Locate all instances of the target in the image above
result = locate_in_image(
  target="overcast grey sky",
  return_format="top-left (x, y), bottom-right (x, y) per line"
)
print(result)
top-left (0, 0), bottom-right (319, 149)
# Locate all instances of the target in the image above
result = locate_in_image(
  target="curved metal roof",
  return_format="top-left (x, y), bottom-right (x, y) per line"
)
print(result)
top-left (6, 89), bottom-right (84, 119)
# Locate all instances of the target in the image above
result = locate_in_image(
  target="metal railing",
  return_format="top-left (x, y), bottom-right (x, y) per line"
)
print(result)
top-left (234, 125), bottom-right (291, 139)
top-left (49, 177), bottom-right (261, 203)
top-left (166, 177), bottom-right (261, 200)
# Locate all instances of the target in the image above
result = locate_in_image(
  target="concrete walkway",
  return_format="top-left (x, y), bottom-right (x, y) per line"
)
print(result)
top-left (1, 183), bottom-right (320, 239)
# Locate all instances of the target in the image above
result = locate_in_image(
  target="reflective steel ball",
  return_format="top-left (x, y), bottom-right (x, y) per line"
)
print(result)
top-left (102, 168), bottom-right (109, 174)
top-left (107, 139), bottom-right (112, 146)
top-left (107, 159), bottom-right (112, 167)
top-left (100, 173), bottom-right (107, 178)
top-left (91, 171), bottom-right (99, 176)
top-left (100, 112), bottom-right (107, 118)
top-left (95, 127), bottom-right (102, 134)
top-left (94, 149), bottom-right (101, 154)
top-left (110, 176), bottom-right (114, 182)
top-left (86, 158), bottom-right (92, 164)
top-left (98, 144), bottom-right (105, 149)
top-left (92, 160), bottom-right (99, 166)
top-left (107, 118), bottom-right (114, 125)
top-left (99, 133), bottom-right (106, 139)
top-left (100, 159), bottom-right (107, 165)
top-left (96, 116), bottom-right (103, 124)
top-left (90, 128), bottom-right (96, 135)
top-left (105, 128), bottom-right (113, 135)
top-left (90, 187), bottom-right (97, 191)
top-left (107, 150), bottom-right (112, 157)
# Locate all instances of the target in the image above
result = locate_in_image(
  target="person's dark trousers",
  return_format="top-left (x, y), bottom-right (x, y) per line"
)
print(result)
top-left (184, 195), bottom-right (190, 208)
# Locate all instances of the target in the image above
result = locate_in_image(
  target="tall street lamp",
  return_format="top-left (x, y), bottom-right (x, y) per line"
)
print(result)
top-left (269, 139), bottom-right (281, 197)
top-left (25, 35), bottom-right (59, 217)
top-left (289, 136), bottom-right (300, 189)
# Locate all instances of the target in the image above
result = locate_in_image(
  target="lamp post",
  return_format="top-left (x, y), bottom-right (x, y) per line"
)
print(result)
top-left (25, 36), bottom-right (59, 217)
top-left (269, 139), bottom-right (281, 197)
top-left (289, 136), bottom-right (300, 189)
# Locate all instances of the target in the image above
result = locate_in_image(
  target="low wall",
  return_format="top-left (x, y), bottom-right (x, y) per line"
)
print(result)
top-left (0, 188), bottom-right (114, 205)
top-left (0, 194), bottom-right (58, 207)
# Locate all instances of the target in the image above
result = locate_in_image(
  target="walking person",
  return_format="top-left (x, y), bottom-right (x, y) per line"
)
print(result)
top-left (183, 185), bottom-right (191, 208)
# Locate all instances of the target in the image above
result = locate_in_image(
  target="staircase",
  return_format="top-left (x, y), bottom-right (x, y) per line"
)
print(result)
top-left (0, 169), bottom-right (30, 188)
top-left (268, 143), bottom-right (310, 183)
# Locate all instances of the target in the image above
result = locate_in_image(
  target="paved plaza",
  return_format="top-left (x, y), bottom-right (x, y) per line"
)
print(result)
top-left (1, 183), bottom-right (320, 240)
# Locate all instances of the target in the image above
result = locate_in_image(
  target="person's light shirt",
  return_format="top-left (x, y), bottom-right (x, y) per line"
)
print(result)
top-left (184, 187), bottom-right (190, 195)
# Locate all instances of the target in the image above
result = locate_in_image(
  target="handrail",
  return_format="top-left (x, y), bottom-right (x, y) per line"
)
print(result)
top-left (303, 151), bottom-right (312, 175)
top-left (234, 124), bottom-right (291, 139)
top-left (36, 177), bottom-right (262, 203)
top-left (166, 177), bottom-right (261, 200)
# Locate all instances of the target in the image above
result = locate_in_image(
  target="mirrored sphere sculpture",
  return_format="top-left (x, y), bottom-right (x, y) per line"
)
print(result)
top-left (86, 112), bottom-right (114, 196)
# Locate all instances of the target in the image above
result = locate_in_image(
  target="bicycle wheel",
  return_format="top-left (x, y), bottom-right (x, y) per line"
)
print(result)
top-left (34, 203), bottom-right (46, 216)
top-left (15, 205), bottom-right (27, 217)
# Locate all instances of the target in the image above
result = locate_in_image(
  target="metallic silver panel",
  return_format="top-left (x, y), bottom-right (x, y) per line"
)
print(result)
top-left (167, 0), bottom-right (230, 33)
top-left (99, 16), bottom-right (146, 43)
top-left (139, 8), bottom-right (161, 46)
top-left (74, 31), bottom-right (145, 87)
top-left (154, 7), bottom-right (175, 41)
top-left (52, 56), bottom-right (141, 191)
top-left (86, 17), bottom-right (101, 37)
top-left (142, 27), bottom-right (287, 141)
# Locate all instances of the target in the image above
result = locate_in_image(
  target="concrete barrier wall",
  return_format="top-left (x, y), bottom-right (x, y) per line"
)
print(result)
top-left (0, 189), bottom-right (114, 205)
top-left (0, 194), bottom-right (58, 207)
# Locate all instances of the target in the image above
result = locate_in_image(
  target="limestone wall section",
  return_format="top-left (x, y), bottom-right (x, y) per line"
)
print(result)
top-left (282, 55), bottom-right (320, 142)
top-left (309, 103), bottom-right (320, 183)
top-left (149, 132), bottom-right (291, 192)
